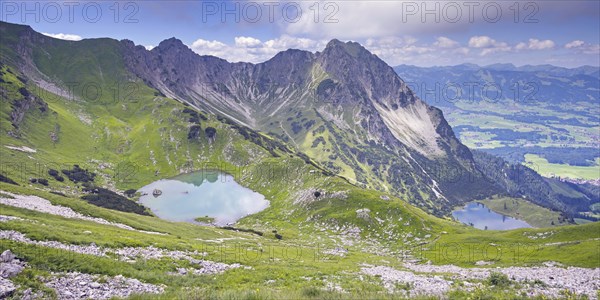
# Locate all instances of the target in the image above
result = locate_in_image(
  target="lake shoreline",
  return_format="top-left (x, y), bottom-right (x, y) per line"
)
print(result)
top-left (452, 201), bottom-right (533, 230)
top-left (137, 171), bottom-right (270, 226)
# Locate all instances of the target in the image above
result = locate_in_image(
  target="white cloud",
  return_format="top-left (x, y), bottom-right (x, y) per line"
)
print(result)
top-left (565, 40), bottom-right (585, 49)
top-left (515, 38), bottom-right (555, 50)
top-left (144, 45), bottom-right (155, 51)
top-left (189, 34), bottom-right (432, 65)
top-left (361, 36), bottom-right (474, 66)
top-left (41, 32), bottom-right (82, 41)
top-left (263, 35), bottom-right (322, 50)
top-left (468, 36), bottom-right (510, 56)
top-left (189, 35), bottom-right (326, 63)
top-left (563, 40), bottom-right (600, 55)
top-left (468, 36), bottom-right (495, 48)
top-left (528, 39), bottom-right (555, 50)
top-left (234, 36), bottom-right (262, 48)
top-left (433, 36), bottom-right (459, 48)
top-left (185, 34), bottom-right (474, 66)
top-left (191, 39), bottom-right (228, 51)
top-left (185, 33), bottom-right (595, 68)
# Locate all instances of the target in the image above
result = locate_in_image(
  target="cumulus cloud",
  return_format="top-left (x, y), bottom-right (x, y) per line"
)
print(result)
top-left (563, 40), bottom-right (600, 55)
top-left (186, 34), bottom-right (474, 66)
top-left (191, 39), bottom-right (228, 51)
top-left (144, 45), bottom-right (155, 51)
top-left (190, 34), bottom-right (420, 64)
top-left (468, 36), bottom-right (511, 56)
top-left (41, 32), bottom-right (82, 41)
top-left (362, 36), bottom-right (473, 66)
top-left (185, 33), bottom-right (596, 68)
top-left (234, 37), bottom-right (262, 48)
top-left (189, 35), bottom-right (326, 63)
top-left (263, 35), bottom-right (322, 51)
top-left (433, 37), bottom-right (459, 48)
top-left (515, 39), bottom-right (555, 50)
top-left (468, 36), bottom-right (495, 48)
top-left (565, 40), bottom-right (585, 49)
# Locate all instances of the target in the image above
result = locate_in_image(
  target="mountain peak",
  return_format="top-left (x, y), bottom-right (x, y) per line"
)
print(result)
top-left (324, 39), bottom-right (365, 56)
top-left (325, 38), bottom-right (343, 47)
top-left (157, 37), bottom-right (187, 51)
top-left (320, 39), bottom-right (374, 63)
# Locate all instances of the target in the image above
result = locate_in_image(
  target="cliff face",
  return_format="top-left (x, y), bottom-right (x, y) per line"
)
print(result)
top-left (120, 38), bottom-right (466, 158)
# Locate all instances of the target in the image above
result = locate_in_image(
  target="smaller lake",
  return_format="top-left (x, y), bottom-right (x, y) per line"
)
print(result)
top-left (452, 202), bottom-right (532, 230)
top-left (138, 171), bottom-right (269, 225)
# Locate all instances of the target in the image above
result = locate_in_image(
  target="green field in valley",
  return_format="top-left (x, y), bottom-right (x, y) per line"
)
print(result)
top-left (524, 154), bottom-right (600, 180)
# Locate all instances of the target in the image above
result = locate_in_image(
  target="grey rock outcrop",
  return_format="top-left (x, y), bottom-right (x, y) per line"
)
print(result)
top-left (44, 272), bottom-right (164, 299)
top-left (0, 277), bottom-right (16, 298)
top-left (0, 250), bottom-right (26, 299)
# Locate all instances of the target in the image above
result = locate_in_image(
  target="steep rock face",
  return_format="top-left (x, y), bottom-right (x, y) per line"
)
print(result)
top-left (121, 40), bottom-right (318, 127)
top-left (315, 40), bottom-right (420, 151)
top-left (122, 38), bottom-right (457, 158)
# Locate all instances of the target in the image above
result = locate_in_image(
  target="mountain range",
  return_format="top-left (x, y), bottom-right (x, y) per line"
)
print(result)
top-left (0, 21), bottom-right (597, 219)
top-left (0, 21), bottom-right (500, 216)
top-left (394, 63), bottom-right (599, 108)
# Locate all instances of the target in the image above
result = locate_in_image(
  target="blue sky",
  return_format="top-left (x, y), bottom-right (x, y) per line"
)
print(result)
top-left (1, 0), bottom-right (598, 67)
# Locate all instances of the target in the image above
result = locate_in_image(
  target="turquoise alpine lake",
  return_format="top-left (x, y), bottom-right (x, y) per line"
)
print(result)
top-left (452, 202), bottom-right (533, 230)
top-left (138, 171), bottom-right (269, 225)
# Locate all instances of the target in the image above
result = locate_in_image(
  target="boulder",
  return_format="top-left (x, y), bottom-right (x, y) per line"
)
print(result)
top-left (0, 250), bottom-right (15, 263)
top-left (0, 263), bottom-right (24, 278)
top-left (0, 278), bottom-right (16, 298)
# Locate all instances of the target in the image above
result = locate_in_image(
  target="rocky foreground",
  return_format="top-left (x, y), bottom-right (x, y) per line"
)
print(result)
top-left (0, 249), bottom-right (24, 298)
top-left (0, 239), bottom-right (244, 299)
top-left (0, 249), bottom-right (163, 299)
top-left (361, 263), bottom-right (600, 299)
top-left (45, 272), bottom-right (164, 299)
